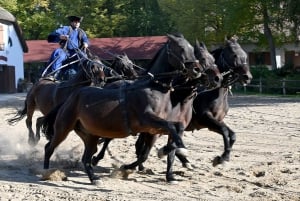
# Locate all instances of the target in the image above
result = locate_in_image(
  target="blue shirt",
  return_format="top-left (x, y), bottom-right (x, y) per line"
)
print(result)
top-left (49, 48), bottom-right (67, 71)
top-left (55, 26), bottom-right (89, 50)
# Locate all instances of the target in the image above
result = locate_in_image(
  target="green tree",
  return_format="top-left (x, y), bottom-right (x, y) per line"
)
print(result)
top-left (119, 0), bottom-right (173, 36)
top-left (284, 0), bottom-right (300, 42)
top-left (159, 0), bottom-right (299, 70)
top-left (1, 0), bottom-right (299, 70)
top-left (1, 0), bottom-right (55, 39)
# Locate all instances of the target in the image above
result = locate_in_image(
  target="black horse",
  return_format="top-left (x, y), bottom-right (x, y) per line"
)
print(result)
top-left (91, 40), bottom-right (223, 183)
top-left (185, 36), bottom-right (253, 166)
top-left (7, 56), bottom-right (106, 146)
top-left (135, 36), bottom-right (253, 173)
top-left (40, 33), bottom-right (209, 184)
top-left (110, 53), bottom-right (138, 79)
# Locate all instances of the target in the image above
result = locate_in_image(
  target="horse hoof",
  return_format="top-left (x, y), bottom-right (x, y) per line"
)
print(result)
top-left (120, 165), bottom-right (135, 179)
top-left (28, 139), bottom-right (38, 147)
top-left (167, 180), bottom-right (179, 185)
top-left (176, 148), bottom-right (188, 158)
top-left (91, 157), bottom-right (98, 166)
top-left (157, 147), bottom-right (167, 159)
top-left (138, 165), bottom-right (145, 172)
top-left (183, 162), bottom-right (194, 170)
top-left (212, 156), bottom-right (228, 167)
top-left (92, 179), bottom-right (102, 186)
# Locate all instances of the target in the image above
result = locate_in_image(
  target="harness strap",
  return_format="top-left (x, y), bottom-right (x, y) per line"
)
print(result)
top-left (41, 55), bottom-right (61, 77)
top-left (119, 81), bottom-right (133, 135)
top-left (68, 26), bottom-right (84, 49)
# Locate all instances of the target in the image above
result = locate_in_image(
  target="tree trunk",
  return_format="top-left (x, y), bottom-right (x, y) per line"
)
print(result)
top-left (262, 4), bottom-right (277, 70)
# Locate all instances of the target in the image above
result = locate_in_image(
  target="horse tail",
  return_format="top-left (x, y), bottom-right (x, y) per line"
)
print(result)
top-left (41, 103), bottom-right (63, 140)
top-left (6, 100), bottom-right (28, 125)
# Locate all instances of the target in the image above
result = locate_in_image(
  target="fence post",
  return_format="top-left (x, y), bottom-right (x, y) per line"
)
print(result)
top-left (259, 77), bottom-right (262, 93)
top-left (282, 79), bottom-right (286, 95)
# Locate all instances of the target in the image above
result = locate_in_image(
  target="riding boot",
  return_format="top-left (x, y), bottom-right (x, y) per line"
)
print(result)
top-left (54, 71), bottom-right (61, 80)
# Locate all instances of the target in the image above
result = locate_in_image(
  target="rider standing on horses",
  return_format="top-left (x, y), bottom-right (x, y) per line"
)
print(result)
top-left (46, 15), bottom-right (89, 80)
top-left (45, 41), bottom-right (67, 79)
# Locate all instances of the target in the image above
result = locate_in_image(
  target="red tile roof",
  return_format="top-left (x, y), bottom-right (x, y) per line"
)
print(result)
top-left (24, 36), bottom-right (168, 63)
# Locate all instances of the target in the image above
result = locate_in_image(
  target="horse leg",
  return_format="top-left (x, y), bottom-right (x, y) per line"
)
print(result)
top-left (158, 144), bottom-right (192, 170)
top-left (35, 116), bottom-right (44, 144)
top-left (122, 133), bottom-right (157, 171)
top-left (159, 135), bottom-right (179, 183)
top-left (142, 112), bottom-right (187, 151)
top-left (159, 123), bottom-right (193, 170)
top-left (213, 122), bottom-right (232, 166)
top-left (175, 152), bottom-right (192, 169)
top-left (166, 149), bottom-right (177, 184)
top-left (203, 118), bottom-right (232, 166)
top-left (25, 111), bottom-right (36, 146)
top-left (158, 122), bottom-right (187, 158)
top-left (228, 126), bottom-right (236, 148)
top-left (80, 134), bottom-right (100, 184)
top-left (174, 122), bottom-right (192, 169)
top-left (135, 133), bottom-right (146, 160)
top-left (73, 127), bottom-right (102, 184)
top-left (44, 141), bottom-right (53, 169)
top-left (213, 123), bottom-right (236, 165)
top-left (24, 97), bottom-right (38, 146)
top-left (26, 118), bottom-right (35, 145)
top-left (44, 119), bottom-right (73, 169)
top-left (91, 138), bottom-right (112, 166)
top-left (136, 133), bottom-right (158, 171)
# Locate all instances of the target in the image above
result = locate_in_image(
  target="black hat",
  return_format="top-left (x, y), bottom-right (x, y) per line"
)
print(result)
top-left (59, 40), bottom-right (66, 45)
top-left (67, 15), bottom-right (83, 22)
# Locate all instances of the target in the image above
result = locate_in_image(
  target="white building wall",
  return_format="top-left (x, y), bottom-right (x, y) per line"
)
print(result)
top-left (0, 23), bottom-right (8, 65)
top-left (7, 24), bottom-right (24, 86)
top-left (242, 43), bottom-right (300, 69)
top-left (0, 22), bottom-right (24, 87)
top-left (275, 48), bottom-right (285, 68)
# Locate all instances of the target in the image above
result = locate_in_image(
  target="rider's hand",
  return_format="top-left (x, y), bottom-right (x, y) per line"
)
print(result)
top-left (59, 35), bottom-right (69, 40)
top-left (83, 42), bottom-right (88, 49)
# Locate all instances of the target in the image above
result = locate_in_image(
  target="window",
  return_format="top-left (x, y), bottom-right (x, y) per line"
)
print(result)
top-left (0, 25), bottom-right (4, 51)
top-left (249, 52), bottom-right (271, 66)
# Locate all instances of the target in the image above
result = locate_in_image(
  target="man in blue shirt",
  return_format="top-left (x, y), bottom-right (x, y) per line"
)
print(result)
top-left (56, 15), bottom-right (89, 54)
top-left (43, 41), bottom-right (67, 79)
top-left (47, 15), bottom-right (89, 80)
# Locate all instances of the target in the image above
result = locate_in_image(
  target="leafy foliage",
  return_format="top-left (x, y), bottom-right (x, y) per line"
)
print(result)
top-left (0, 0), bottom-right (299, 48)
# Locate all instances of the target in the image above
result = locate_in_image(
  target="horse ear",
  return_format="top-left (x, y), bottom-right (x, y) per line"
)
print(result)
top-left (124, 53), bottom-right (129, 59)
top-left (231, 35), bottom-right (239, 42)
top-left (225, 35), bottom-right (229, 41)
top-left (200, 42), bottom-right (207, 50)
top-left (167, 33), bottom-right (177, 42)
top-left (195, 39), bottom-right (200, 46)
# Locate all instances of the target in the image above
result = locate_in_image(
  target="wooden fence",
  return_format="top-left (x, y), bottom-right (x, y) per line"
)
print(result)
top-left (234, 79), bottom-right (300, 95)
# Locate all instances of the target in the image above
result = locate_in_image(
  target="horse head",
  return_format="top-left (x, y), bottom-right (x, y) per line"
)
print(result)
top-left (111, 53), bottom-right (138, 79)
top-left (166, 33), bottom-right (202, 79)
top-left (79, 56), bottom-right (106, 86)
top-left (212, 36), bottom-right (252, 86)
top-left (194, 40), bottom-right (222, 88)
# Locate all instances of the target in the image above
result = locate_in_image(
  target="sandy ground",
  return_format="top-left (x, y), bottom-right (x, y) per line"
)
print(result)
top-left (0, 93), bottom-right (299, 201)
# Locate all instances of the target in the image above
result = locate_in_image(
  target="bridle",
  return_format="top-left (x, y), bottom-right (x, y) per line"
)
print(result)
top-left (217, 49), bottom-right (247, 88)
top-left (166, 42), bottom-right (201, 73)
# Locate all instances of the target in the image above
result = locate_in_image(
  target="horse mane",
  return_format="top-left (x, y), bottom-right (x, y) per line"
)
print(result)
top-left (144, 43), bottom-right (167, 71)
top-left (212, 35), bottom-right (240, 58)
top-left (171, 32), bottom-right (184, 38)
top-left (145, 33), bottom-right (186, 72)
top-left (210, 46), bottom-right (223, 60)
